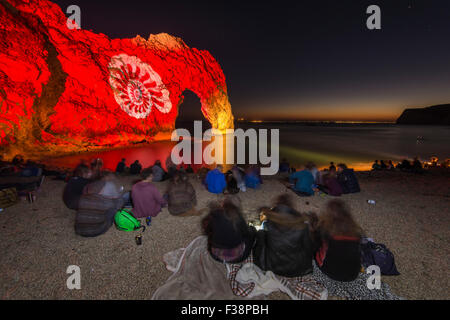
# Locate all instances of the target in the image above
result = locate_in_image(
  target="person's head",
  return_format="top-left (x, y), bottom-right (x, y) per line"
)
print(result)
top-left (73, 164), bottom-right (92, 179)
top-left (12, 154), bottom-right (24, 166)
top-left (91, 158), bottom-right (103, 169)
top-left (216, 164), bottom-right (223, 172)
top-left (318, 199), bottom-right (362, 238)
top-left (141, 170), bottom-right (153, 182)
top-left (154, 160), bottom-right (161, 167)
top-left (374, 160), bottom-right (378, 163)
top-left (273, 193), bottom-right (294, 209)
top-left (330, 162), bottom-right (334, 166)
top-left (263, 194), bottom-right (308, 229)
top-left (337, 163), bottom-right (347, 172)
top-left (172, 171), bottom-right (187, 184)
top-left (323, 171), bottom-right (336, 180)
top-left (203, 195), bottom-right (243, 232)
top-left (305, 162), bottom-right (315, 170)
top-left (121, 158), bottom-right (125, 162)
top-left (222, 196), bottom-right (244, 228)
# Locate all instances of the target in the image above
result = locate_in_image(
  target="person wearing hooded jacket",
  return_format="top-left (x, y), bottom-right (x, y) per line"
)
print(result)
top-left (75, 173), bottom-right (125, 237)
top-left (253, 194), bottom-right (315, 277)
top-left (205, 165), bottom-right (227, 194)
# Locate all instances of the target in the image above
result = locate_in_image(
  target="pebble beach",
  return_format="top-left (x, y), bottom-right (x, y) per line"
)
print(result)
top-left (0, 169), bottom-right (449, 300)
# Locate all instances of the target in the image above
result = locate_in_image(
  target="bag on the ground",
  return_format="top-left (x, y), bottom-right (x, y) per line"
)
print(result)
top-left (0, 187), bottom-right (19, 208)
top-left (114, 209), bottom-right (145, 232)
top-left (360, 238), bottom-right (400, 275)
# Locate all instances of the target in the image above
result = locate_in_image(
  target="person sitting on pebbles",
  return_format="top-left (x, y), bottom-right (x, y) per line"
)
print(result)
top-left (202, 196), bottom-right (255, 263)
top-left (253, 194), bottom-right (315, 277)
top-left (205, 164), bottom-right (227, 194)
top-left (309, 199), bottom-right (363, 282)
top-left (132, 171), bottom-right (167, 226)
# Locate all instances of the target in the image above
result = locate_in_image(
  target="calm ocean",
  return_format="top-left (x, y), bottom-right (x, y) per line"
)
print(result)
top-left (46, 123), bottom-right (450, 172)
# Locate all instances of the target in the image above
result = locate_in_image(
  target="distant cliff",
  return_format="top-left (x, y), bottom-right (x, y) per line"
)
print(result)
top-left (396, 104), bottom-right (450, 125)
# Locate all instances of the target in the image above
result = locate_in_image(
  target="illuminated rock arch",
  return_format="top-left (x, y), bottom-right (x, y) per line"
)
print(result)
top-left (0, 0), bottom-right (234, 159)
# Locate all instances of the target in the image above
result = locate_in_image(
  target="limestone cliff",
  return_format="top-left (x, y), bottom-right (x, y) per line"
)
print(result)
top-left (0, 0), bottom-right (234, 159)
top-left (396, 104), bottom-right (450, 125)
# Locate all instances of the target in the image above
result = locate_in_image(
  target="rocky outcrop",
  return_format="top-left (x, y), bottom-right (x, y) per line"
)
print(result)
top-left (396, 104), bottom-right (450, 125)
top-left (0, 0), bottom-right (234, 159)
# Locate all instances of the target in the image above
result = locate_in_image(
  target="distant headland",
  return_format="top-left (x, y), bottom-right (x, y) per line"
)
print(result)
top-left (396, 104), bottom-right (450, 125)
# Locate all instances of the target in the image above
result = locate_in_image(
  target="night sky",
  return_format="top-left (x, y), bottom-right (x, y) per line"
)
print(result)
top-left (52, 0), bottom-right (450, 122)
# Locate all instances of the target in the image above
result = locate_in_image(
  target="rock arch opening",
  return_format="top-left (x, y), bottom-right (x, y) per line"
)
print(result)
top-left (175, 90), bottom-right (211, 131)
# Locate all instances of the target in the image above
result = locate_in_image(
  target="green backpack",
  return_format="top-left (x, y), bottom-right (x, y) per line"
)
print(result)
top-left (114, 209), bottom-right (145, 232)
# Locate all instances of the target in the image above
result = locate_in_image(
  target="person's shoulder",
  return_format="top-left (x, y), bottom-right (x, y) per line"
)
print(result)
top-left (132, 180), bottom-right (146, 188)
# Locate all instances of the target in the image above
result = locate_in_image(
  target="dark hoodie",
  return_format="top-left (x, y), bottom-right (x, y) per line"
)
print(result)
top-left (253, 204), bottom-right (315, 277)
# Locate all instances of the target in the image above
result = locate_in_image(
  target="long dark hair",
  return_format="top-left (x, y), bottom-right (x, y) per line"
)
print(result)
top-left (317, 200), bottom-right (363, 239)
top-left (202, 196), bottom-right (245, 235)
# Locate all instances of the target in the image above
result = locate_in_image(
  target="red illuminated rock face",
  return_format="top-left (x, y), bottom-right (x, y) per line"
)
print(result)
top-left (0, 0), bottom-right (234, 159)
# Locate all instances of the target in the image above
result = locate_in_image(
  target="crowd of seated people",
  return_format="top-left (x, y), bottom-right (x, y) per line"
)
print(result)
top-left (60, 153), bottom-right (444, 240)
top-left (372, 157), bottom-right (425, 173)
top-left (64, 156), bottom-right (208, 236)
top-left (50, 154), bottom-right (396, 292)
top-left (202, 164), bottom-right (265, 195)
top-left (201, 193), bottom-right (364, 283)
top-left (0, 155), bottom-right (44, 197)
top-left (286, 161), bottom-right (360, 197)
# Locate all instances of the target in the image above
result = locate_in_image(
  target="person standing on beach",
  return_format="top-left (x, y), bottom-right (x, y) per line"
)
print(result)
top-left (131, 171), bottom-right (167, 224)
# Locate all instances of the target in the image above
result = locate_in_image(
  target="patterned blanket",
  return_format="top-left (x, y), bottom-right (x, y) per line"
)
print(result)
top-left (226, 254), bottom-right (327, 300)
top-left (152, 236), bottom-right (327, 300)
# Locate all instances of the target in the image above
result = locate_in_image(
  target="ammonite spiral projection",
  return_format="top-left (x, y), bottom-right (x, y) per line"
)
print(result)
top-left (108, 54), bottom-right (172, 119)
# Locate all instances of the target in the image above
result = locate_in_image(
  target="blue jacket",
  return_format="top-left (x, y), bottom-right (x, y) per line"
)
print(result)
top-left (206, 169), bottom-right (227, 194)
top-left (289, 170), bottom-right (314, 195)
top-left (245, 173), bottom-right (261, 189)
